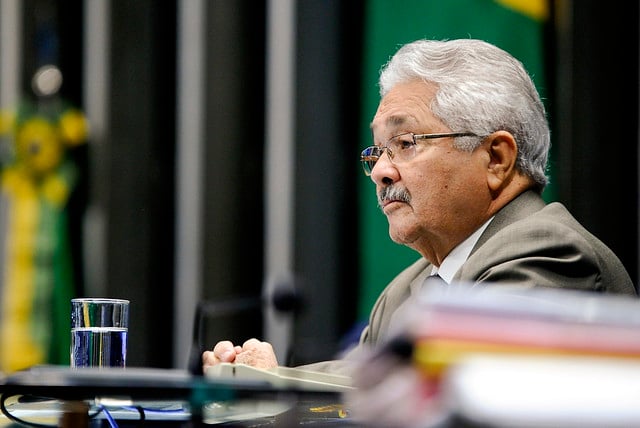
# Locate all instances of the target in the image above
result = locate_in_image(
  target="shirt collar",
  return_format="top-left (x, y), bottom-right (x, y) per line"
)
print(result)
top-left (430, 217), bottom-right (494, 284)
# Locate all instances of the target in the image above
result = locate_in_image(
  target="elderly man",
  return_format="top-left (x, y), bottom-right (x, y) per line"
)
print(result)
top-left (203, 38), bottom-right (636, 376)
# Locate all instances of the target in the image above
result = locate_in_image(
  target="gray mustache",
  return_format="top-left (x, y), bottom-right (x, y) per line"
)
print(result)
top-left (378, 186), bottom-right (411, 208)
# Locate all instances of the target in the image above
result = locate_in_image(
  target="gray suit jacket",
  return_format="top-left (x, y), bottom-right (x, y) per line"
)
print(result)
top-left (301, 190), bottom-right (637, 374)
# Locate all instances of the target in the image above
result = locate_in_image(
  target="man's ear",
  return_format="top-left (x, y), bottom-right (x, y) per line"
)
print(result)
top-left (485, 131), bottom-right (518, 192)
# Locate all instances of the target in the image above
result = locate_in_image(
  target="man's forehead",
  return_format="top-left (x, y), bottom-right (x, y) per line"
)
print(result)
top-left (370, 114), bottom-right (415, 137)
top-left (371, 82), bottom-right (436, 134)
top-left (371, 114), bottom-right (408, 128)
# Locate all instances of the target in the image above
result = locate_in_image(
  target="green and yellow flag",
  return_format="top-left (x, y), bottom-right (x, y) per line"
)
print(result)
top-left (358, 0), bottom-right (551, 318)
top-left (0, 102), bottom-right (87, 372)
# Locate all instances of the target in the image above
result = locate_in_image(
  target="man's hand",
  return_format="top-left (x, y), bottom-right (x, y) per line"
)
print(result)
top-left (202, 340), bottom-right (242, 369)
top-left (202, 338), bottom-right (278, 372)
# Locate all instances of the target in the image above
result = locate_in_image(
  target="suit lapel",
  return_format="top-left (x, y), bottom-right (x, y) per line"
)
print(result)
top-left (470, 190), bottom-right (546, 257)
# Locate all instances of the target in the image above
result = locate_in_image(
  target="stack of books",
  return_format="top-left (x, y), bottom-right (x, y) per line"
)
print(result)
top-left (398, 284), bottom-right (640, 427)
top-left (408, 285), bottom-right (640, 379)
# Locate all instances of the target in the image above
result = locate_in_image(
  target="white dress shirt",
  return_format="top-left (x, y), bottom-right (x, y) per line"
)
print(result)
top-left (430, 217), bottom-right (494, 284)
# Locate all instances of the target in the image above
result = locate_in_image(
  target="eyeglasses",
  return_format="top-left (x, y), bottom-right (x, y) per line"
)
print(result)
top-left (360, 131), bottom-right (479, 176)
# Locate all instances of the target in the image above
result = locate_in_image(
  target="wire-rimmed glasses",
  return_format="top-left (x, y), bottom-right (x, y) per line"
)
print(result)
top-left (360, 131), bottom-right (479, 176)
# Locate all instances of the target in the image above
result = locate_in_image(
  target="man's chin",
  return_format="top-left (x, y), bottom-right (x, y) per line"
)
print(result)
top-left (388, 226), bottom-right (417, 246)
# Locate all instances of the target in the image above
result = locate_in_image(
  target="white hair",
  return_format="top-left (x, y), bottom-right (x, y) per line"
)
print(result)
top-left (379, 39), bottom-right (550, 190)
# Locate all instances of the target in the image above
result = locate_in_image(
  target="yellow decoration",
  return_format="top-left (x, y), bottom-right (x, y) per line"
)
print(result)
top-left (0, 173), bottom-right (44, 372)
top-left (59, 109), bottom-right (89, 146)
top-left (42, 173), bottom-right (71, 207)
top-left (15, 117), bottom-right (63, 176)
top-left (496, 0), bottom-right (548, 21)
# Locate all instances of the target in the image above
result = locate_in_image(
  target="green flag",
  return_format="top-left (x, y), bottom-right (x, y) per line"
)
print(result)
top-left (0, 101), bottom-right (87, 372)
top-left (358, 0), bottom-right (550, 318)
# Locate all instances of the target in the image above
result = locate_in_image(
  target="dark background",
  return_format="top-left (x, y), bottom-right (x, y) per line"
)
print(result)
top-left (10, 0), bottom-right (639, 368)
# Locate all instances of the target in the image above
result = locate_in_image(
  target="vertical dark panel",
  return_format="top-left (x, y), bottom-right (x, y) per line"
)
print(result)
top-left (108, 0), bottom-right (176, 367)
top-left (337, 0), bottom-right (365, 347)
top-left (291, 0), bottom-right (363, 365)
top-left (56, 0), bottom-right (87, 299)
top-left (556, 1), bottom-right (638, 285)
top-left (21, 0), bottom-right (87, 297)
top-left (200, 1), bottom-right (266, 348)
top-left (22, 0), bottom-right (83, 101)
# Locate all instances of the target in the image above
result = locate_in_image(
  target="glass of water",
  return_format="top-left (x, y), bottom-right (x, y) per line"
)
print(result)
top-left (70, 298), bottom-right (129, 368)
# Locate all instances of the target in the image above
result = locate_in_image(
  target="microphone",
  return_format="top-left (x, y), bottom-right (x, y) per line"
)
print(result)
top-left (271, 286), bottom-right (304, 314)
top-left (187, 286), bottom-right (303, 375)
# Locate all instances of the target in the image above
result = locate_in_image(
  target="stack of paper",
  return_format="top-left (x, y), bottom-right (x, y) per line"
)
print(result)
top-left (384, 285), bottom-right (640, 426)
top-left (406, 284), bottom-right (640, 379)
top-left (444, 354), bottom-right (640, 427)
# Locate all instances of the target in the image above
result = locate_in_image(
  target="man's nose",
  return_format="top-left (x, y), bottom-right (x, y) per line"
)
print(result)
top-left (370, 151), bottom-right (398, 184)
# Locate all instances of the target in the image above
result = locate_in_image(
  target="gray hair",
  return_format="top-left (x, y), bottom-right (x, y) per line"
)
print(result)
top-left (379, 39), bottom-right (550, 190)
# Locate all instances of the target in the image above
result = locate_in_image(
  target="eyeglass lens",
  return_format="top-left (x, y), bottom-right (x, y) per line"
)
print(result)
top-left (361, 146), bottom-right (380, 175)
top-left (360, 134), bottom-right (416, 175)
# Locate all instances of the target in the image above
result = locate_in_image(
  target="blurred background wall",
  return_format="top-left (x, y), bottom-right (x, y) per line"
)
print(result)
top-left (0, 0), bottom-right (637, 370)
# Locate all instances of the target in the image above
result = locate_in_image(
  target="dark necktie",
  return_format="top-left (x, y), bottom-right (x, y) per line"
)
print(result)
top-left (424, 273), bottom-right (447, 288)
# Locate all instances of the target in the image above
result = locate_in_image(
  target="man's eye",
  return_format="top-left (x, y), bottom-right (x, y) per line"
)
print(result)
top-left (392, 138), bottom-right (414, 151)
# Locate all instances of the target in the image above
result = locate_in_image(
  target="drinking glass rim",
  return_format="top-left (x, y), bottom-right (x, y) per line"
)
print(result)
top-left (71, 297), bottom-right (130, 304)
